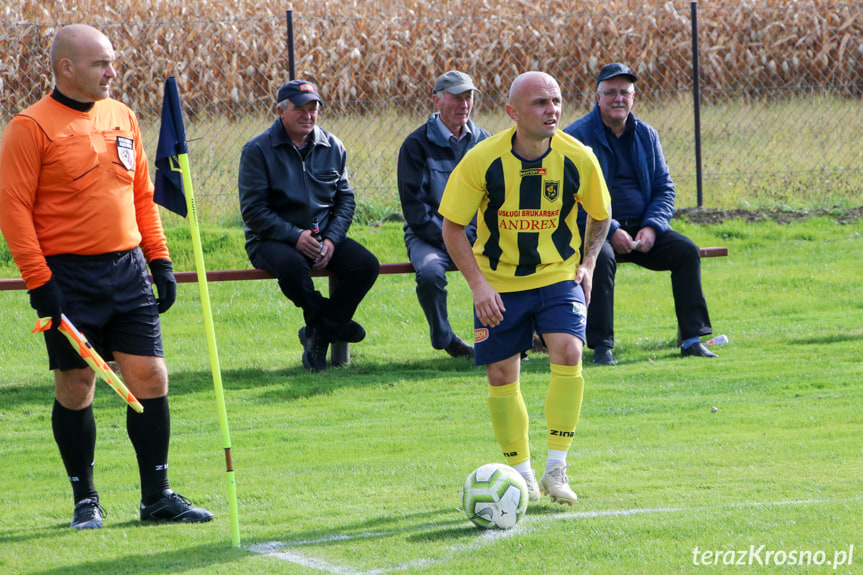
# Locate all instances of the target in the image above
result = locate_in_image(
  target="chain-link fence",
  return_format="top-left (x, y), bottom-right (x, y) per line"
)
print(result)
top-left (2, 4), bottom-right (861, 225)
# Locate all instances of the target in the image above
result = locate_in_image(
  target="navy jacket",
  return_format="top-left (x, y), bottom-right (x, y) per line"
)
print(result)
top-left (563, 105), bottom-right (675, 238)
top-left (239, 120), bottom-right (355, 252)
top-left (397, 114), bottom-right (490, 250)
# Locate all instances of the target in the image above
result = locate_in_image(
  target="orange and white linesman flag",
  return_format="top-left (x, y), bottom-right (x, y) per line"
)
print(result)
top-left (32, 314), bottom-right (144, 413)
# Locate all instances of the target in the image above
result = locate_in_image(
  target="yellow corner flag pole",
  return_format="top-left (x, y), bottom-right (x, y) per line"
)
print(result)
top-left (155, 77), bottom-right (240, 547)
top-left (180, 154), bottom-right (240, 547)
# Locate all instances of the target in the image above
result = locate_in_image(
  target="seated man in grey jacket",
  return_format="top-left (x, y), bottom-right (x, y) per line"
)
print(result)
top-left (239, 80), bottom-right (380, 371)
top-left (564, 63), bottom-right (715, 365)
top-left (397, 71), bottom-right (491, 358)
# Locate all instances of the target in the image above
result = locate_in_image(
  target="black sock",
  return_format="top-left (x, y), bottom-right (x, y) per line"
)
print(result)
top-left (51, 400), bottom-right (98, 503)
top-left (127, 395), bottom-right (171, 505)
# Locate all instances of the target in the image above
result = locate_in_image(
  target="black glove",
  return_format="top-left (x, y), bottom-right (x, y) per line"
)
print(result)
top-left (148, 259), bottom-right (177, 314)
top-left (28, 277), bottom-right (64, 330)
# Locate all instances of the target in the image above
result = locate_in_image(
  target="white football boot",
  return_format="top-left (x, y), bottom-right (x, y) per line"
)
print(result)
top-left (520, 469), bottom-right (541, 502)
top-left (540, 462), bottom-right (578, 506)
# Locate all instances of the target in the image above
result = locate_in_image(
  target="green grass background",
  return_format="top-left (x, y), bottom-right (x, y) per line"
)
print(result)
top-left (1, 216), bottom-right (862, 574)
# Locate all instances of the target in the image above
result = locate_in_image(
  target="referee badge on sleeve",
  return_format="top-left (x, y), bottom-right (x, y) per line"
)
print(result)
top-left (117, 137), bottom-right (136, 171)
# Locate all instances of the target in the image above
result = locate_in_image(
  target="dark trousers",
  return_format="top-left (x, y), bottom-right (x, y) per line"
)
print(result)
top-left (586, 227), bottom-right (712, 349)
top-left (248, 237), bottom-right (379, 336)
top-left (405, 234), bottom-right (457, 350)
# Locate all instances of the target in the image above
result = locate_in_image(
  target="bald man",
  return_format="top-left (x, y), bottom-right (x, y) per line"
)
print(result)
top-left (440, 72), bottom-right (611, 506)
top-left (0, 24), bottom-right (212, 528)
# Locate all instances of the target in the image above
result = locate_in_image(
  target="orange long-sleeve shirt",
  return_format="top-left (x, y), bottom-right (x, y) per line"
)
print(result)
top-left (0, 95), bottom-right (170, 290)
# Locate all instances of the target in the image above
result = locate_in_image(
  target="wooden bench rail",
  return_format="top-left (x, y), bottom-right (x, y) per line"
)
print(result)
top-left (0, 262), bottom-right (430, 366)
top-left (0, 248), bottom-right (727, 292)
top-left (172, 262), bottom-right (420, 285)
top-left (0, 247), bottom-right (727, 366)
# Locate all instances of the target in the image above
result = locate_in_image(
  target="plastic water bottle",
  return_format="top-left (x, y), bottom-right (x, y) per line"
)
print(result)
top-left (706, 334), bottom-right (728, 346)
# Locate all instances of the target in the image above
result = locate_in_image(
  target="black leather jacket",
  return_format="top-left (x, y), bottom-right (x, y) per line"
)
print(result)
top-left (239, 120), bottom-right (355, 252)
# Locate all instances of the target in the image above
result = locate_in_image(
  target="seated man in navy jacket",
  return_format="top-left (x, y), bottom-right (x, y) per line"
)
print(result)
top-left (563, 63), bottom-right (715, 365)
top-left (397, 71), bottom-right (491, 358)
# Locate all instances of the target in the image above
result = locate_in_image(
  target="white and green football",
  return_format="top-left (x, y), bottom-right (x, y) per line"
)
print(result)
top-left (462, 463), bottom-right (528, 529)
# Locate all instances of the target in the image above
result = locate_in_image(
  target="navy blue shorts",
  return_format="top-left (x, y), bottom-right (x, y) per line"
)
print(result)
top-left (43, 248), bottom-right (163, 371)
top-left (474, 280), bottom-right (586, 365)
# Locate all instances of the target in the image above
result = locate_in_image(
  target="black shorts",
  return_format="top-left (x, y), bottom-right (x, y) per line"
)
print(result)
top-left (43, 248), bottom-right (163, 371)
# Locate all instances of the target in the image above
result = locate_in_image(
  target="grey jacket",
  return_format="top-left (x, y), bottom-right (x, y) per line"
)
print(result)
top-left (397, 114), bottom-right (490, 250)
top-left (239, 120), bottom-right (355, 252)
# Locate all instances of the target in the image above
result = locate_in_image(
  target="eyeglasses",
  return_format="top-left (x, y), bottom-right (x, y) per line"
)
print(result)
top-left (598, 89), bottom-right (635, 98)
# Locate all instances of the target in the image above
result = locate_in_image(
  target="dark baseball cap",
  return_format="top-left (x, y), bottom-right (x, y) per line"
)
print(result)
top-left (276, 80), bottom-right (323, 105)
top-left (433, 70), bottom-right (479, 95)
top-left (596, 63), bottom-right (638, 84)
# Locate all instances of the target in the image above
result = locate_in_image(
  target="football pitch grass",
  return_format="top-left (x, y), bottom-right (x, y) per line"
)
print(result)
top-left (1, 217), bottom-right (861, 574)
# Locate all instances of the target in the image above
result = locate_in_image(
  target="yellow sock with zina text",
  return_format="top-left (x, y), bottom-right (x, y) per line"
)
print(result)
top-left (545, 363), bottom-right (584, 452)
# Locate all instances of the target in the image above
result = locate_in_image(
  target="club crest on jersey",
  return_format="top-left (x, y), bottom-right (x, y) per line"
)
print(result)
top-left (117, 137), bottom-right (135, 171)
top-left (475, 327), bottom-right (489, 343)
top-left (544, 180), bottom-right (560, 202)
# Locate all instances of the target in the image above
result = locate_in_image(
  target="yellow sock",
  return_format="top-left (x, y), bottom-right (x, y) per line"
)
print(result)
top-left (545, 363), bottom-right (584, 452)
top-left (487, 381), bottom-right (530, 466)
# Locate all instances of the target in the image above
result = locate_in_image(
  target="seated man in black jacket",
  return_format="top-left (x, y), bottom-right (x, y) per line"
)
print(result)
top-left (238, 80), bottom-right (380, 371)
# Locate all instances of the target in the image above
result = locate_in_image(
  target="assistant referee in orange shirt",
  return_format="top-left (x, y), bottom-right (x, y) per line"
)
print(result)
top-left (0, 24), bottom-right (212, 529)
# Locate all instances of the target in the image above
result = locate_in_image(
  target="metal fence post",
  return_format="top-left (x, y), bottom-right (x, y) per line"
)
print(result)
top-left (690, 0), bottom-right (704, 208)
top-left (286, 9), bottom-right (296, 80)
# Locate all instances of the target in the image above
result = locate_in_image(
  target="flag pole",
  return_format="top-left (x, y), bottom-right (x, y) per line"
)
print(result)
top-left (163, 78), bottom-right (240, 547)
top-left (177, 152), bottom-right (240, 548)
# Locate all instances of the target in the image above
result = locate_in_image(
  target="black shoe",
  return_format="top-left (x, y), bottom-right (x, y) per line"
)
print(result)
top-left (531, 332), bottom-right (547, 353)
top-left (71, 497), bottom-right (104, 529)
top-left (592, 348), bottom-right (616, 366)
top-left (302, 326), bottom-right (329, 371)
top-left (681, 342), bottom-right (717, 357)
top-left (444, 336), bottom-right (474, 359)
top-left (337, 320), bottom-right (366, 343)
top-left (140, 490), bottom-right (214, 523)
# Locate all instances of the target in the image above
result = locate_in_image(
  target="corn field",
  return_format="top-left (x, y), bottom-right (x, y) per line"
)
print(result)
top-left (2, 0), bottom-right (861, 223)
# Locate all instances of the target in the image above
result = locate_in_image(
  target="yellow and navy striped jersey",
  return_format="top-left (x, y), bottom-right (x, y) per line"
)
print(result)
top-left (440, 126), bottom-right (610, 293)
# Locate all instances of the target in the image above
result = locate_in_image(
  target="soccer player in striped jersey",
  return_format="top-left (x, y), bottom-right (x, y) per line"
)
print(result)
top-left (440, 71), bottom-right (611, 505)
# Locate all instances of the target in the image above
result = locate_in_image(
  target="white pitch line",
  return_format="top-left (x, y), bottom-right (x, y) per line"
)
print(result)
top-left (247, 542), bottom-right (437, 575)
top-left (263, 549), bottom-right (370, 575)
top-left (542, 497), bottom-right (854, 523)
top-left (248, 497), bottom-right (859, 574)
top-left (548, 505), bottom-right (684, 520)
